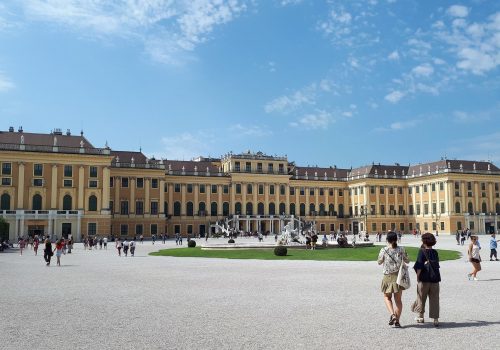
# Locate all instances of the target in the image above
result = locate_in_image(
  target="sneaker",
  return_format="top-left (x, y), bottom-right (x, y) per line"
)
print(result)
top-left (433, 319), bottom-right (439, 327)
top-left (473, 277), bottom-right (478, 281)
top-left (415, 317), bottom-right (424, 323)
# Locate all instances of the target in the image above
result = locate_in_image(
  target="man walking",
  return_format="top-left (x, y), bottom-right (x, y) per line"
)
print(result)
top-left (490, 233), bottom-right (500, 261)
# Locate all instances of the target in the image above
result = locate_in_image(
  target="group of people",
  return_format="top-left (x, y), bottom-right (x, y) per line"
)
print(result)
top-left (83, 236), bottom-right (108, 250)
top-left (114, 238), bottom-right (137, 257)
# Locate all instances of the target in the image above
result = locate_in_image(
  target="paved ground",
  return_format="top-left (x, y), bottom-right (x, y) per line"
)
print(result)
top-left (1, 235), bottom-right (499, 350)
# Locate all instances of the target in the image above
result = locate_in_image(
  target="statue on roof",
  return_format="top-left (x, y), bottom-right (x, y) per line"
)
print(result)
top-left (20, 135), bottom-right (24, 144)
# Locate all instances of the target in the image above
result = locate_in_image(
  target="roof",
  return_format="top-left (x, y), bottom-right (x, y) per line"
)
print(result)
top-left (350, 164), bottom-right (410, 177)
top-left (163, 160), bottom-right (221, 173)
top-left (111, 151), bottom-right (148, 164)
top-left (0, 130), bottom-right (95, 148)
top-left (293, 166), bottom-right (350, 179)
top-left (408, 159), bottom-right (499, 174)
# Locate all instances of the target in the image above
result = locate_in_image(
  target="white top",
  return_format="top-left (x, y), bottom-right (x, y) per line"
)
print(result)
top-left (378, 246), bottom-right (409, 275)
top-left (470, 244), bottom-right (481, 259)
top-left (103, 237), bottom-right (108, 243)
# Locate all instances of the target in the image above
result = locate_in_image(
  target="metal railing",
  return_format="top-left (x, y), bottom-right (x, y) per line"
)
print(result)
top-left (0, 143), bottom-right (111, 155)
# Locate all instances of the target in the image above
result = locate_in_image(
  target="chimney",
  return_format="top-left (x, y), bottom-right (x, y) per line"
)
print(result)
top-left (18, 126), bottom-right (23, 133)
top-left (66, 129), bottom-right (71, 136)
top-left (8, 126), bottom-right (14, 132)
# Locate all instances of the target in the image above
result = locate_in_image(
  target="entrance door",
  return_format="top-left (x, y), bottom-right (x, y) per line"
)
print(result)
top-left (62, 223), bottom-right (72, 239)
top-left (485, 222), bottom-right (495, 234)
top-left (28, 225), bottom-right (44, 237)
top-left (199, 225), bottom-right (206, 237)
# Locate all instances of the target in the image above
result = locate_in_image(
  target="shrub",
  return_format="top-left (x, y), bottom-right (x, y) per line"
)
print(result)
top-left (187, 240), bottom-right (196, 248)
top-left (228, 239), bottom-right (235, 244)
top-left (274, 246), bottom-right (287, 256)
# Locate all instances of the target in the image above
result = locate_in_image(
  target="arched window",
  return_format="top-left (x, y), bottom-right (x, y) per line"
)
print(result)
top-left (211, 202), bottom-right (218, 216)
top-left (290, 203), bottom-right (296, 215)
top-left (496, 202), bottom-right (500, 214)
top-left (247, 184), bottom-right (253, 195)
top-left (279, 203), bottom-right (286, 215)
top-left (174, 201), bottom-right (181, 216)
top-left (235, 202), bottom-right (242, 215)
top-left (269, 202), bottom-right (275, 215)
top-left (481, 202), bottom-right (487, 213)
top-left (455, 202), bottom-right (461, 214)
top-left (198, 202), bottom-right (206, 215)
top-left (468, 202), bottom-right (473, 214)
top-left (223, 202), bottom-right (229, 216)
top-left (32, 194), bottom-right (42, 211)
top-left (300, 203), bottom-right (305, 216)
top-left (319, 203), bottom-right (325, 216)
top-left (88, 195), bottom-right (97, 211)
top-left (258, 202), bottom-right (264, 215)
top-left (0, 193), bottom-right (10, 211)
top-left (338, 204), bottom-right (344, 217)
top-left (329, 204), bottom-right (334, 216)
top-left (246, 202), bottom-right (253, 215)
top-left (186, 202), bottom-right (194, 216)
top-left (309, 203), bottom-right (316, 216)
top-left (63, 195), bottom-right (72, 211)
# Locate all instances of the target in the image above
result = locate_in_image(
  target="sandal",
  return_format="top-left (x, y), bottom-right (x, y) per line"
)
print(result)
top-left (389, 314), bottom-right (396, 326)
top-left (394, 320), bottom-right (401, 328)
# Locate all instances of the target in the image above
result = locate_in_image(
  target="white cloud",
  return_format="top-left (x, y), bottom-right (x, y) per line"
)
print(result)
top-left (229, 124), bottom-right (273, 137)
top-left (453, 109), bottom-right (492, 123)
top-left (388, 50), bottom-right (400, 61)
top-left (279, 0), bottom-right (303, 6)
top-left (19, 0), bottom-right (248, 65)
top-left (447, 5), bottom-right (469, 18)
top-left (290, 110), bottom-right (332, 130)
top-left (159, 131), bottom-right (214, 160)
top-left (0, 71), bottom-right (14, 92)
top-left (384, 90), bottom-right (405, 103)
top-left (412, 63), bottom-right (434, 77)
top-left (456, 47), bottom-right (497, 75)
top-left (449, 132), bottom-right (500, 162)
top-left (264, 88), bottom-right (315, 114)
top-left (374, 119), bottom-right (420, 132)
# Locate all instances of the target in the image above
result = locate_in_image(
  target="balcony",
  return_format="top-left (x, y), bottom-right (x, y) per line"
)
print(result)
top-left (0, 142), bottom-right (110, 155)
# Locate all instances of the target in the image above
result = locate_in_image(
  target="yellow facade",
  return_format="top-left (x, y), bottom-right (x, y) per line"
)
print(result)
top-left (1, 130), bottom-right (499, 241)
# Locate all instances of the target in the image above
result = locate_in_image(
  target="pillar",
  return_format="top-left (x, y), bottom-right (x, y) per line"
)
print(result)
top-left (51, 164), bottom-right (58, 209)
top-left (78, 166), bottom-right (85, 210)
top-left (17, 162), bottom-right (25, 209)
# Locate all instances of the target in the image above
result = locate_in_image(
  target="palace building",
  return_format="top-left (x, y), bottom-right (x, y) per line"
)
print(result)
top-left (1, 127), bottom-right (499, 241)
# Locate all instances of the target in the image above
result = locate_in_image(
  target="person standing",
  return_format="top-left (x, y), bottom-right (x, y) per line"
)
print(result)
top-left (54, 239), bottom-right (63, 266)
top-left (130, 239), bottom-right (136, 257)
top-left (140, 234), bottom-right (144, 244)
top-left (103, 236), bottom-right (108, 250)
top-left (468, 235), bottom-right (482, 281)
top-left (123, 238), bottom-right (129, 257)
top-left (43, 239), bottom-right (53, 266)
top-left (67, 237), bottom-right (73, 254)
top-left (377, 231), bottom-right (409, 328)
top-left (116, 238), bottom-right (122, 257)
top-left (33, 237), bottom-right (39, 256)
top-left (412, 233), bottom-right (441, 327)
top-left (489, 233), bottom-right (500, 261)
top-left (18, 237), bottom-right (25, 256)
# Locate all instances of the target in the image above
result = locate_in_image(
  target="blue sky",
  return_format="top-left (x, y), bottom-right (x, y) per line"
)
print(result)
top-left (0, 0), bottom-right (499, 167)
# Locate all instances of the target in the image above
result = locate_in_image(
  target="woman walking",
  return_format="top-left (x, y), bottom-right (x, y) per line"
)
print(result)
top-left (33, 237), bottom-right (39, 256)
top-left (54, 239), bottom-right (63, 266)
top-left (377, 231), bottom-right (409, 328)
top-left (43, 238), bottom-right (53, 266)
top-left (412, 233), bottom-right (441, 327)
top-left (116, 238), bottom-right (122, 257)
top-left (468, 235), bottom-right (481, 281)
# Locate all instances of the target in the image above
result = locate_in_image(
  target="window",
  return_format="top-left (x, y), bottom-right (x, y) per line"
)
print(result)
top-left (440, 202), bottom-right (445, 213)
top-left (89, 166), bottom-right (98, 178)
top-left (371, 223), bottom-right (377, 231)
top-left (309, 188), bottom-right (314, 196)
top-left (174, 184), bottom-right (181, 192)
top-left (200, 184), bottom-right (206, 193)
top-left (211, 202), bottom-right (218, 216)
top-left (380, 205), bottom-right (385, 215)
top-left (455, 202), bottom-right (461, 213)
top-left (187, 184), bottom-right (193, 193)
top-left (382, 223), bottom-right (387, 231)
top-left (32, 194), bottom-right (42, 210)
top-left (329, 189), bottom-right (334, 196)
top-left (33, 178), bottom-right (43, 187)
top-left (174, 202), bottom-right (181, 216)
top-left (151, 224), bottom-right (158, 235)
top-left (187, 225), bottom-right (193, 234)
top-left (432, 222), bottom-right (437, 230)
top-left (63, 194), bottom-right (73, 210)
top-left (1, 162), bottom-right (11, 176)
top-left (235, 184), bottom-right (241, 194)
top-left (398, 187), bottom-right (403, 195)
top-left (416, 186), bottom-right (420, 194)
top-left (64, 165), bottom-right (72, 177)
top-left (360, 187), bottom-right (364, 195)
top-left (338, 190), bottom-right (343, 197)
top-left (457, 221), bottom-right (462, 230)
top-left (432, 203), bottom-right (436, 214)
top-left (400, 223), bottom-right (405, 231)
top-left (1, 193), bottom-right (11, 210)
top-left (223, 202), bottom-right (229, 216)
top-left (424, 222), bottom-right (429, 231)
top-left (300, 203), bottom-right (305, 216)
top-left (136, 178), bottom-right (144, 188)
top-left (423, 185), bottom-right (428, 192)
top-left (246, 184), bottom-right (252, 194)
top-left (279, 164), bottom-right (284, 174)
top-left (223, 185), bottom-right (229, 194)
top-left (481, 183), bottom-right (486, 191)
top-left (246, 202), bottom-right (253, 215)
top-left (151, 179), bottom-right (158, 188)
top-left (409, 187), bottom-right (412, 194)
top-left (257, 163), bottom-right (262, 172)
top-left (289, 203), bottom-right (296, 215)
top-left (1, 178), bottom-right (11, 186)
top-left (416, 204), bottom-right (421, 215)
top-left (63, 179), bottom-right (72, 187)
top-left (136, 224), bottom-right (143, 236)
top-left (280, 203), bottom-right (286, 214)
top-left (439, 182), bottom-right (444, 191)
top-left (370, 186), bottom-right (375, 194)
top-left (270, 185), bottom-right (275, 195)
top-left (120, 224), bottom-right (128, 236)
top-left (88, 223), bottom-right (97, 236)
top-left (380, 186), bottom-right (384, 195)
top-left (89, 180), bottom-right (98, 188)
top-left (135, 201), bottom-right (143, 215)
top-left (259, 185), bottom-right (264, 195)
top-left (268, 163), bottom-right (274, 173)
top-left (110, 177), bottom-right (114, 187)
top-left (120, 201), bottom-right (129, 215)
top-left (269, 203), bottom-right (276, 215)
top-left (467, 182), bottom-right (472, 191)
top-left (290, 187), bottom-right (295, 195)
top-left (440, 222), bottom-right (445, 231)
top-left (431, 183), bottom-right (436, 192)
top-left (199, 202), bottom-right (206, 215)
top-left (164, 183), bottom-right (167, 192)
top-left (186, 202), bottom-right (193, 216)
top-left (280, 185), bottom-right (286, 196)
top-left (424, 204), bottom-right (429, 215)
top-left (34, 164), bottom-right (43, 176)
top-left (469, 222), bottom-right (475, 230)
top-left (235, 162), bottom-right (240, 171)
top-left (300, 187), bottom-right (305, 196)
top-left (468, 202), bottom-right (474, 214)
top-left (235, 202), bottom-right (241, 215)
top-left (151, 201), bottom-right (158, 215)
top-left (121, 177), bottom-right (129, 188)
top-left (245, 162), bottom-right (251, 172)
top-left (88, 195), bottom-right (97, 211)
top-left (212, 185), bottom-right (218, 194)
top-left (389, 187), bottom-right (394, 195)
top-left (409, 205), bottom-right (414, 215)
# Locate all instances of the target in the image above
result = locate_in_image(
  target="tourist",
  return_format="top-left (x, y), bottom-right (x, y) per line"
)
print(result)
top-left (322, 234), bottom-right (328, 246)
top-left (43, 238), bottom-right (53, 266)
top-left (116, 238), bottom-right (122, 257)
top-left (140, 234), bottom-right (144, 244)
top-left (33, 237), bottom-right (39, 256)
top-left (18, 237), bottom-right (25, 256)
top-left (67, 237), bottom-right (73, 254)
top-left (88, 237), bottom-right (93, 250)
top-left (123, 238), bottom-right (129, 257)
top-left (103, 236), bottom-right (108, 250)
top-left (130, 238), bottom-right (136, 257)
top-left (175, 232), bottom-right (180, 246)
top-left (179, 235), bottom-right (183, 245)
top-left (54, 239), bottom-right (63, 266)
top-left (460, 231), bottom-right (466, 246)
top-left (412, 233), bottom-right (441, 327)
top-left (305, 235), bottom-right (311, 249)
top-left (377, 231), bottom-right (409, 328)
top-left (162, 233), bottom-right (166, 244)
top-left (152, 234), bottom-right (156, 245)
top-left (467, 235), bottom-right (481, 281)
top-left (311, 233), bottom-right (318, 250)
top-left (455, 230), bottom-right (460, 245)
top-left (489, 233), bottom-right (499, 261)
top-left (99, 236), bottom-right (103, 249)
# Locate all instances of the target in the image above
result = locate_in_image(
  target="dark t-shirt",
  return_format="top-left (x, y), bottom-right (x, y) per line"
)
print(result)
top-left (413, 248), bottom-right (441, 283)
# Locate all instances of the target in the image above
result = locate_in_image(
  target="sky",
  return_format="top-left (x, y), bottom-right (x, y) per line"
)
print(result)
top-left (0, 0), bottom-right (499, 168)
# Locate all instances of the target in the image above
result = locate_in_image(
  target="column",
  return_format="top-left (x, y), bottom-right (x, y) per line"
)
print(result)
top-left (489, 182), bottom-right (494, 213)
top-left (78, 166), bottom-right (85, 210)
top-left (324, 187), bottom-right (329, 215)
top-left (102, 167), bottom-right (110, 211)
top-left (403, 186), bottom-right (408, 215)
top-left (194, 184), bottom-right (199, 215)
top-left (305, 187), bottom-right (310, 216)
top-left (444, 181), bottom-right (450, 214)
top-left (428, 183), bottom-right (432, 216)
top-left (375, 187), bottom-right (380, 215)
top-left (286, 185), bottom-right (290, 215)
top-left (17, 162), bottom-right (25, 209)
top-left (436, 182), bottom-right (441, 214)
top-left (275, 183), bottom-right (280, 214)
top-left (315, 187), bottom-right (319, 215)
top-left (145, 178), bottom-right (151, 214)
top-left (264, 184), bottom-right (269, 215)
top-left (385, 187), bottom-right (389, 216)
top-left (77, 212), bottom-right (81, 242)
top-left (130, 178), bottom-right (136, 214)
top-left (242, 183), bottom-right (247, 214)
top-left (114, 177), bottom-right (120, 214)
top-left (395, 186), bottom-right (399, 215)
top-left (474, 182), bottom-right (479, 212)
top-left (334, 188), bottom-right (339, 215)
top-left (230, 183), bottom-right (235, 214)
top-left (419, 185), bottom-right (424, 217)
top-left (411, 186), bottom-right (417, 217)
top-left (181, 183), bottom-right (186, 215)
top-left (218, 185), bottom-right (223, 216)
top-left (253, 184), bottom-right (257, 215)
top-left (168, 183), bottom-right (173, 216)
top-left (351, 187), bottom-right (355, 216)
top-left (51, 164), bottom-right (57, 209)
top-left (461, 182), bottom-right (466, 213)
top-left (159, 180), bottom-right (165, 214)
top-left (206, 185), bottom-right (210, 216)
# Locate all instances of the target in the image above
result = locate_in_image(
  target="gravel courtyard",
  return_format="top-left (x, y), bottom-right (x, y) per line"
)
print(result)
top-left (1, 235), bottom-right (499, 350)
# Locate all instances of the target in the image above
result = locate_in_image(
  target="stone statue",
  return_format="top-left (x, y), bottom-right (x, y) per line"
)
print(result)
top-left (277, 222), bottom-right (301, 246)
top-left (53, 137), bottom-right (57, 146)
top-left (20, 135), bottom-right (24, 144)
top-left (80, 140), bottom-right (84, 148)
